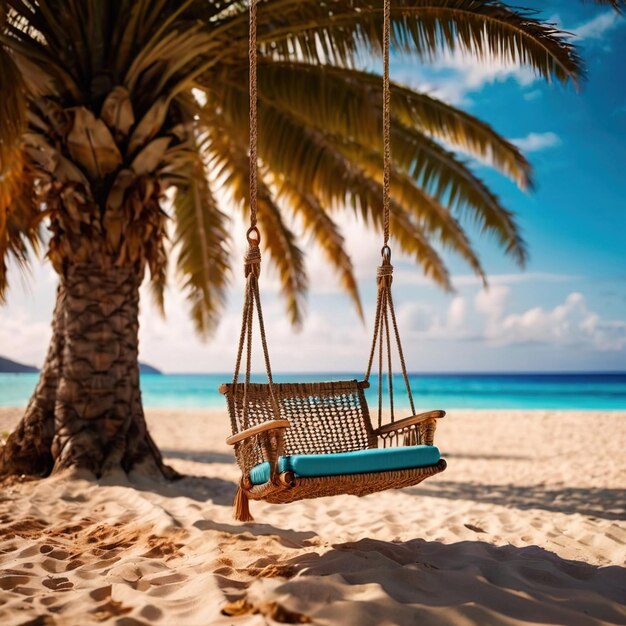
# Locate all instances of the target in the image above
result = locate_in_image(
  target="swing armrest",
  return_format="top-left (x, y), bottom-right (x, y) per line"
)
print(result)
top-left (226, 419), bottom-right (290, 446)
top-left (375, 410), bottom-right (445, 440)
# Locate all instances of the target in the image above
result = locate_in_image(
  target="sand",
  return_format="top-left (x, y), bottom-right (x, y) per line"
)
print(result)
top-left (0, 407), bottom-right (625, 626)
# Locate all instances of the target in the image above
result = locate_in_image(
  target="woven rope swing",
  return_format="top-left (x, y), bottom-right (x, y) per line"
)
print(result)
top-left (220, 0), bottom-right (447, 522)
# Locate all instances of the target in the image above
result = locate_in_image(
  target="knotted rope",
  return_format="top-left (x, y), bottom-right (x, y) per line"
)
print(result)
top-left (364, 0), bottom-right (416, 427)
top-left (231, 0), bottom-right (280, 433)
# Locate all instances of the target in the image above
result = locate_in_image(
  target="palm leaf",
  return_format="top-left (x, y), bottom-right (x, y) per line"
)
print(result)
top-left (0, 24), bottom-right (26, 169)
top-left (211, 0), bottom-right (583, 86)
top-left (275, 177), bottom-right (364, 319)
top-left (252, 61), bottom-right (532, 189)
top-left (215, 63), bottom-right (527, 265)
top-left (586, 0), bottom-right (625, 12)
top-left (0, 34), bottom-right (35, 299)
top-left (211, 79), bottom-right (473, 285)
top-left (203, 112), bottom-right (308, 326)
top-left (171, 142), bottom-right (230, 337)
top-left (215, 89), bottom-right (452, 288)
top-left (256, 182), bottom-right (308, 327)
top-left (0, 155), bottom-right (39, 302)
top-left (330, 133), bottom-right (487, 281)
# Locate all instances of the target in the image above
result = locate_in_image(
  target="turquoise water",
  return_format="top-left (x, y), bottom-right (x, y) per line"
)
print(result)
top-left (1, 372), bottom-right (625, 410)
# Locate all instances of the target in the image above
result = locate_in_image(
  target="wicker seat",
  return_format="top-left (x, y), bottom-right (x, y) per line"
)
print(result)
top-left (220, 380), bottom-right (446, 512)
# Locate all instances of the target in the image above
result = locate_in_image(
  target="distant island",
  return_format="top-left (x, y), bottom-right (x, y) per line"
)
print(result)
top-left (139, 362), bottom-right (162, 375)
top-left (0, 355), bottom-right (39, 374)
top-left (0, 355), bottom-right (162, 375)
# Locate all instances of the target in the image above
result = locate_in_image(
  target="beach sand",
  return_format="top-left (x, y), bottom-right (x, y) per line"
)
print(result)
top-left (0, 407), bottom-right (625, 625)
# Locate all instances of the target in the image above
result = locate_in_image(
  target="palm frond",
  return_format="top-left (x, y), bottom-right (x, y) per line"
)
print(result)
top-left (0, 35), bottom-right (36, 299)
top-left (149, 257), bottom-right (167, 316)
top-left (0, 44), bottom-right (25, 174)
top-left (330, 134), bottom-right (487, 281)
top-left (585, 0), bottom-right (625, 13)
top-left (256, 181), bottom-right (308, 327)
top-left (171, 141), bottom-right (230, 337)
top-left (2, 8), bottom-right (81, 97)
top-left (211, 87), bottom-right (452, 289)
top-left (211, 0), bottom-right (583, 86)
top-left (203, 111), bottom-right (308, 326)
top-left (275, 177), bottom-right (363, 319)
top-left (250, 61), bottom-right (532, 190)
top-left (215, 62), bottom-right (527, 266)
top-left (211, 78), bottom-right (494, 282)
top-left (0, 156), bottom-right (39, 302)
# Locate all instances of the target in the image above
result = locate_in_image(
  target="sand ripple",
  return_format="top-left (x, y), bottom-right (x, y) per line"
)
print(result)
top-left (0, 408), bottom-right (625, 625)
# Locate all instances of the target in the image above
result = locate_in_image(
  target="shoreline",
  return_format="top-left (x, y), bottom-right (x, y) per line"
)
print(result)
top-left (5, 405), bottom-right (626, 410)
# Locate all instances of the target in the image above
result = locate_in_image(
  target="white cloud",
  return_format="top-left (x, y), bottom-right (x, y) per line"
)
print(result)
top-left (394, 10), bottom-right (624, 108)
top-left (395, 45), bottom-right (538, 106)
top-left (482, 291), bottom-right (626, 352)
top-left (396, 286), bottom-right (626, 355)
top-left (523, 90), bottom-right (543, 102)
top-left (573, 11), bottom-right (621, 40)
top-left (440, 48), bottom-right (537, 92)
top-left (447, 296), bottom-right (467, 330)
top-left (398, 297), bottom-right (473, 342)
top-left (475, 285), bottom-right (511, 322)
top-left (0, 311), bottom-right (52, 367)
top-left (392, 269), bottom-right (580, 289)
top-left (511, 131), bottom-right (561, 153)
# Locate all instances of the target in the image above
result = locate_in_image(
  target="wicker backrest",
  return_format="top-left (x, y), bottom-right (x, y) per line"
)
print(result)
top-left (221, 380), bottom-right (377, 468)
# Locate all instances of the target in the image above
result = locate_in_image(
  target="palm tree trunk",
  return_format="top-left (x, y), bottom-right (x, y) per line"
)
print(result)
top-left (0, 264), bottom-right (177, 480)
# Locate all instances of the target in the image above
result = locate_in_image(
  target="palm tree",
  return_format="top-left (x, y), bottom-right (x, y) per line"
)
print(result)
top-left (0, 0), bottom-right (609, 480)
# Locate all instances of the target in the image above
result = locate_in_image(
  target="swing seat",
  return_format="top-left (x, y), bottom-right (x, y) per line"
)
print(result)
top-left (248, 445), bottom-right (442, 485)
top-left (221, 380), bottom-right (446, 508)
top-left (224, 0), bottom-right (447, 522)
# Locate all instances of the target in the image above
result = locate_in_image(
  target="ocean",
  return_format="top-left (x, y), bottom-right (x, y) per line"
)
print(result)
top-left (1, 372), bottom-right (625, 410)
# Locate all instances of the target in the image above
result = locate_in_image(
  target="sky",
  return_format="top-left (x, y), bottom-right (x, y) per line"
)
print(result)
top-left (1, 1), bottom-right (625, 374)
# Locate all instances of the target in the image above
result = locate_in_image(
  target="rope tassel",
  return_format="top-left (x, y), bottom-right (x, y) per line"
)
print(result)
top-left (233, 482), bottom-right (254, 522)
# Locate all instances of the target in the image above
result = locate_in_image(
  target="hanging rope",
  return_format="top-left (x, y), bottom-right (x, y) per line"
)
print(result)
top-left (248, 0), bottom-right (258, 233)
top-left (382, 0), bottom-right (391, 247)
top-left (232, 0), bottom-right (280, 431)
top-left (364, 0), bottom-right (416, 424)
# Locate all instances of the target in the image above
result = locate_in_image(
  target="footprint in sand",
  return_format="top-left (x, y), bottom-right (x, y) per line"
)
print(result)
top-left (0, 574), bottom-right (31, 590)
top-left (148, 572), bottom-right (187, 586)
top-left (41, 557), bottom-right (71, 574)
top-left (42, 576), bottom-right (73, 591)
top-left (139, 605), bottom-right (163, 620)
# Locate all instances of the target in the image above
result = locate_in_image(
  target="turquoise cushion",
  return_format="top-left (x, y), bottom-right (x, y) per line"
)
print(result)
top-left (248, 445), bottom-right (440, 486)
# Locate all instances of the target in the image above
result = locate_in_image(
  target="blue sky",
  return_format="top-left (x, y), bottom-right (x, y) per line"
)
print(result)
top-left (1, 2), bottom-right (625, 373)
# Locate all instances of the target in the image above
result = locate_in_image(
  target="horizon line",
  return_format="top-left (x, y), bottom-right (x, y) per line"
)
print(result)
top-left (142, 370), bottom-right (626, 376)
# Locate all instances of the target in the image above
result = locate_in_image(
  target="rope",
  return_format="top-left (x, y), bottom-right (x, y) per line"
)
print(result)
top-left (388, 288), bottom-right (416, 416)
top-left (359, 1), bottom-right (422, 424)
top-left (243, 276), bottom-right (255, 428)
top-left (382, 0), bottom-right (391, 246)
top-left (365, 287), bottom-right (383, 381)
top-left (252, 274), bottom-right (281, 416)
top-left (231, 0), bottom-right (282, 434)
top-left (249, 0), bottom-right (258, 229)
top-left (378, 298), bottom-right (384, 428)
top-left (383, 290), bottom-right (394, 422)
top-left (232, 287), bottom-right (251, 400)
